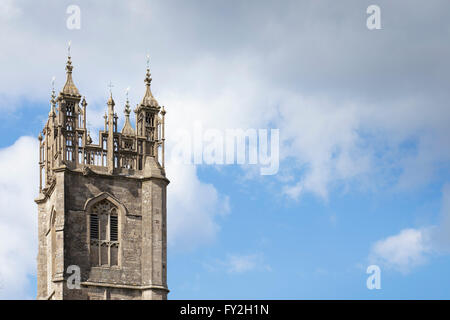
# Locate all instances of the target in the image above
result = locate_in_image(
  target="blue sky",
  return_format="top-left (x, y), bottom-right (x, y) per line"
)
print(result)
top-left (1, 0), bottom-right (450, 299)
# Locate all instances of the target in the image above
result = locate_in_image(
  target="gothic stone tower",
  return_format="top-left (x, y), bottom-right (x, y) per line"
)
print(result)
top-left (35, 53), bottom-right (169, 300)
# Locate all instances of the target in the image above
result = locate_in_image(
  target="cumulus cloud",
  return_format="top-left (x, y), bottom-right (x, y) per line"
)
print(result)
top-left (369, 184), bottom-right (450, 273)
top-left (2, 0), bottom-right (450, 294)
top-left (167, 160), bottom-right (230, 250)
top-left (1, 0), bottom-right (450, 201)
top-left (369, 228), bottom-right (431, 273)
top-left (278, 95), bottom-right (373, 200)
top-left (0, 137), bottom-right (39, 299)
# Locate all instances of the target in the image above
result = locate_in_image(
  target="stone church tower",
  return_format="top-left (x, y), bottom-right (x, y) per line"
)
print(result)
top-left (35, 53), bottom-right (169, 300)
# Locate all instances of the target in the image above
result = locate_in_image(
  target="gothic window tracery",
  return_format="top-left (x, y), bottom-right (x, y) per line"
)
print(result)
top-left (89, 199), bottom-right (119, 267)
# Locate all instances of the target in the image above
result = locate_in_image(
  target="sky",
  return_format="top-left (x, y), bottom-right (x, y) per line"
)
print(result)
top-left (0, 0), bottom-right (450, 299)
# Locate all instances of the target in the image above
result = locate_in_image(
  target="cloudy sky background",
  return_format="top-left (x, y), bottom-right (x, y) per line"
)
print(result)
top-left (1, 0), bottom-right (450, 298)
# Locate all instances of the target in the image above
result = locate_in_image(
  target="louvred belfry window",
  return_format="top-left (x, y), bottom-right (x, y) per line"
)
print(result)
top-left (89, 200), bottom-right (119, 267)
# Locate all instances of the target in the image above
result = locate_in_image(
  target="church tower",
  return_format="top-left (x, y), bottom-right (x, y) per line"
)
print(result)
top-left (35, 52), bottom-right (169, 300)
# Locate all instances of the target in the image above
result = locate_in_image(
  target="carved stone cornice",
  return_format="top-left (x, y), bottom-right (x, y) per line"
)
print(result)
top-left (81, 281), bottom-right (169, 293)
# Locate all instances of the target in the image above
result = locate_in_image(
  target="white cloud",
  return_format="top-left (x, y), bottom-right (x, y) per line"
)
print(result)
top-left (1, 0), bottom-right (450, 202)
top-left (283, 181), bottom-right (303, 200)
top-left (0, 136), bottom-right (39, 299)
top-left (167, 160), bottom-right (230, 251)
top-left (369, 228), bottom-right (431, 273)
top-left (278, 94), bottom-right (374, 200)
top-left (2, 0), bottom-right (450, 290)
top-left (369, 184), bottom-right (450, 273)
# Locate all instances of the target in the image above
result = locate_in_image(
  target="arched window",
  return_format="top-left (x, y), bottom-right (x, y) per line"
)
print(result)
top-left (88, 199), bottom-right (119, 267)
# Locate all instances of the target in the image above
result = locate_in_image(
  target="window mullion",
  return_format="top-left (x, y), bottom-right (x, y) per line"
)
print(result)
top-left (98, 217), bottom-right (102, 265)
top-left (108, 213), bottom-right (111, 266)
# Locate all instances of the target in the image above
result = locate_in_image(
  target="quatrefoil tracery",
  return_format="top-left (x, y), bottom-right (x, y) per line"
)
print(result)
top-left (91, 199), bottom-right (117, 215)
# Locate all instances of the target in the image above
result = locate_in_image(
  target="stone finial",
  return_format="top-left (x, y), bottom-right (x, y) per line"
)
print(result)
top-left (61, 51), bottom-right (80, 96)
top-left (139, 58), bottom-right (159, 108)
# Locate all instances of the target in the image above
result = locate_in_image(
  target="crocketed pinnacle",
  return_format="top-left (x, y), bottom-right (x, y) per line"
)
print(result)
top-left (140, 67), bottom-right (159, 108)
top-left (121, 97), bottom-right (135, 136)
top-left (62, 55), bottom-right (80, 96)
